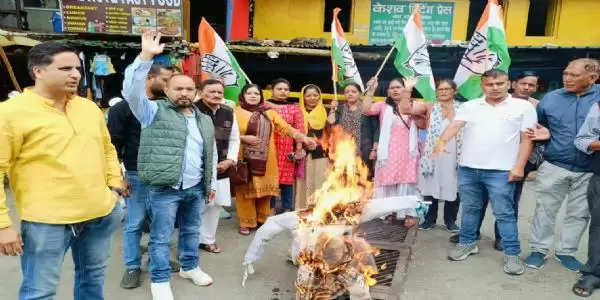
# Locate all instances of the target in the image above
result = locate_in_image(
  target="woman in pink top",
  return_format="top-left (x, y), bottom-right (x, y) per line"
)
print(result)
top-left (362, 77), bottom-right (428, 228)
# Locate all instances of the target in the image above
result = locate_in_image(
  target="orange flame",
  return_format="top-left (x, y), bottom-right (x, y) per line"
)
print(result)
top-left (296, 126), bottom-right (379, 299)
top-left (300, 126), bottom-right (373, 227)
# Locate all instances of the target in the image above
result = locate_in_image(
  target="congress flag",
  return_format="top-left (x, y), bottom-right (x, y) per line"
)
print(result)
top-left (454, 0), bottom-right (511, 100)
top-left (331, 8), bottom-right (364, 90)
top-left (392, 6), bottom-right (436, 101)
top-left (199, 18), bottom-right (247, 102)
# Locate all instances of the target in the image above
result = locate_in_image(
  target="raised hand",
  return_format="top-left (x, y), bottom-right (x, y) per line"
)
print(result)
top-left (140, 30), bottom-right (165, 61)
top-left (403, 77), bottom-right (417, 90)
top-left (365, 77), bottom-right (379, 95)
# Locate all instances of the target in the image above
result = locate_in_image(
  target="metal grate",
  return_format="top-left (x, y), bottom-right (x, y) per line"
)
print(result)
top-left (373, 249), bottom-right (401, 287)
top-left (357, 219), bottom-right (409, 243)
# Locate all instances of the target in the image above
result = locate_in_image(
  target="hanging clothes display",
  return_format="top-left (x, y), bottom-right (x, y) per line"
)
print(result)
top-left (90, 53), bottom-right (116, 103)
top-left (181, 52), bottom-right (202, 86)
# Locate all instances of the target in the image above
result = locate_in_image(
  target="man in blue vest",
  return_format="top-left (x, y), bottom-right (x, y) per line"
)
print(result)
top-left (122, 30), bottom-right (217, 300)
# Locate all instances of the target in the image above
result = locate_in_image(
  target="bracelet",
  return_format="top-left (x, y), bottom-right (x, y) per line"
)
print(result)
top-left (435, 139), bottom-right (448, 148)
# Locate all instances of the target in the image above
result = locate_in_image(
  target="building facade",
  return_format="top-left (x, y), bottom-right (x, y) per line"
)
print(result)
top-left (252, 0), bottom-right (600, 47)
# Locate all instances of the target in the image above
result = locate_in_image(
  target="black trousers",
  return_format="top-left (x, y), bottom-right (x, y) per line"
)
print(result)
top-left (582, 174), bottom-right (600, 277)
top-left (423, 195), bottom-right (460, 226)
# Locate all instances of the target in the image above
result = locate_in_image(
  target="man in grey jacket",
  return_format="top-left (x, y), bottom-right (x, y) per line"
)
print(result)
top-left (525, 58), bottom-right (600, 271)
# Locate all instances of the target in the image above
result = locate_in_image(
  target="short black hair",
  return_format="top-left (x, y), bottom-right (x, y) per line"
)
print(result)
top-left (515, 71), bottom-right (539, 81)
top-left (482, 69), bottom-right (509, 79)
top-left (27, 41), bottom-right (77, 80)
top-left (148, 64), bottom-right (172, 78)
top-left (199, 78), bottom-right (224, 91)
top-left (271, 78), bottom-right (291, 89)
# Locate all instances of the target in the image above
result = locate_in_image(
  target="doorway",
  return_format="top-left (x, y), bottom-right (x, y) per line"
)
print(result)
top-left (189, 0), bottom-right (227, 42)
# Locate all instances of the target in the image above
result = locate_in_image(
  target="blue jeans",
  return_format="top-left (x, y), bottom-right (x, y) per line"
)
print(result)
top-left (123, 171), bottom-right (150, 270)
top-left (270, 184), bottom-right (294, 211)
top-left (458, 167), bottom-right (520, 255)
top-left (19, 204), bottom-right (123, 300)
top-left (148, 183), bottom-right (205, 283)
top-left (478, 161), bottom-right (535, 240)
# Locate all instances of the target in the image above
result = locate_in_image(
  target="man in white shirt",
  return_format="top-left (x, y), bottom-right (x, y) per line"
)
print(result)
top-left (433, 69), bottom-right (537, 275)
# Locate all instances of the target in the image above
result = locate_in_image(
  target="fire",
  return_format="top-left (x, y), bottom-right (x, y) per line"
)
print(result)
top-left (295, 126), bottom-right (379, 299)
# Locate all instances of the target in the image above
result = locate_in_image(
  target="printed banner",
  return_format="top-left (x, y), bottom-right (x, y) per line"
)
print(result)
top-left (369, 1), bottom-right (454, 45)
top-left (59, 0), bottom-right (183, 36)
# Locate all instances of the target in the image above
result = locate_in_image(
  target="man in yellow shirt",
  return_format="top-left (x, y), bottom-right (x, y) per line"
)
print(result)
top-left (0, 41), bottom-right (126, 300)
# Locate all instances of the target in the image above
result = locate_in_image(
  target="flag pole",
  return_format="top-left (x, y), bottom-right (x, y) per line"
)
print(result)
top-left (374, 45), bottom-right (395, 79)
top-left (0, 45), bottom-right (22, 92)
top-left (333, 80), bottom-right (338, 101)
top-left (239, 66), bottom-right (252, 84)
top-left (363, 45), bottom-right (394, 95)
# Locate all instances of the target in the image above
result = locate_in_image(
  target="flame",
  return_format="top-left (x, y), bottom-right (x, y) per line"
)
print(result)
top-left (295, 126), bottom-right (379, 299)
top-left (300, 126), bottom-right (373, 227)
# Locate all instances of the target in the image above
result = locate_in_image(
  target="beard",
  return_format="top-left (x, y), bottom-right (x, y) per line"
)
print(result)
top-left (173, 97), bottom-right (193, 108)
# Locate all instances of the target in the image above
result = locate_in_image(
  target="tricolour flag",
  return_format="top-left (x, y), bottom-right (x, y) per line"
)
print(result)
top-left (392, 6), bottom-right (436, 101)
top-left (199, 18), bottom-right (246, 103)
top-left (454, 0), bottom-right (511, 100)
top-left (331, 8), bottom-right (364, 90)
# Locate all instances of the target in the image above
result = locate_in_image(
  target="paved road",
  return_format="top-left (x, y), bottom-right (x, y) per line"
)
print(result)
top-left (0, 180), bottom-right (593, 299)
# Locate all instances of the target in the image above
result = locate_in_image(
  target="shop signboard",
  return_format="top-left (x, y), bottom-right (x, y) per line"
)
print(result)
top-left (369, 1), bottom-right (454, 45)
top-left (59, 0), bottom-right (183, 36)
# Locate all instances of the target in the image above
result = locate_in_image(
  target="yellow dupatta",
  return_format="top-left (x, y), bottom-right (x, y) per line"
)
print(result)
top-left (299, 84), bottom-right (327, 130)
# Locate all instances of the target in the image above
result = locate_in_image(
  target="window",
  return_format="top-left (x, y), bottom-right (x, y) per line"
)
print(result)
top-left (22, 0), bottom-right (59, 9)
top-left (466, 0), bottom-right (505, 40)
top-left (324, 0), bottom-right (352, 32)
top-left (526, 0), bottom-right (559, 36)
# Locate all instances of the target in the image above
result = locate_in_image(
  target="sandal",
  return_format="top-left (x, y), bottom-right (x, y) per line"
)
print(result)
top-left (199, 243), bottom-right (222, 253)
top-left (239, 227), bottom-right (251, 235)
top-left (404, 216), bottom-right (417, 229)
top-left (573, 275), bottom-right (600, 297)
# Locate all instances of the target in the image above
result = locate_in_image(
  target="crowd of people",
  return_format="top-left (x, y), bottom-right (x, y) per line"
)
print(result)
top-left (0, 30), bottom-right (598, 300)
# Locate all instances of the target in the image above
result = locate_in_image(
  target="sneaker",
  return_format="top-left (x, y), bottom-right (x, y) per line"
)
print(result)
top-left (179, 267), bottom-right (213, 286)
top-left (445, 223), bottom-right (460, 233)
top-left (448, 243), bottom-right (479, 261)
top-left (120, 269), bottom-right (141, 289)
top-left (219, 208), bottom-right (232, 219)
top-left (525, 252), bottom-right (547, 269)
top-left (418, 222), bottom-right (435, 231)
top-left (555, 255), bottom-right (583, 272)
top-left (504, 255), bottom-right (525, 275)
top-left (448, 234), bottom-right (459, 244)
top-left (150, 282), bottom-right (174, 300)
top-left (448, 234), bottom-right (480, 244)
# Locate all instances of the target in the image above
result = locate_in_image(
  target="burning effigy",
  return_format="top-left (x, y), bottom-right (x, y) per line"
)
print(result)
top-left (242, 126), bottom-right (424, 299)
